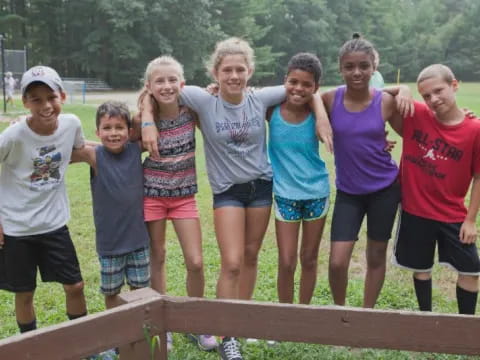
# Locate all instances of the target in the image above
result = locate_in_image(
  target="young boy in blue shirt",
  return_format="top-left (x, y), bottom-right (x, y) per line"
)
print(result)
top-left (72, 101), bottom-right (150, 310)
top-left (0, 65), bottom-right (88, 333)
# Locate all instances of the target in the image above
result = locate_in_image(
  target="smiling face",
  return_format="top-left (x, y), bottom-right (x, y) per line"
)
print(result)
top-left (96, 115), bottom-right (130, 154)
top-left (284, 69), bottom-right (318, 108)
top-left (146, 65), bottom-right (184, 105)
top-left (418, 76), bottom-right (458, 117)
top-left (23, 83), bottom-right (66, 132)
top-left (339, 51), bottom-right (374, 90)
top-left (213, 54), bottom-right (253, 104)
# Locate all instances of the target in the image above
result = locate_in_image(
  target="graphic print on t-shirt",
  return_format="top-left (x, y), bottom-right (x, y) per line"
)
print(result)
top-left (30, 144), bottom-right (62, 189)
top-left (215, 110), bottom-right (262, 158)
top-left (404, 128), bottom-right (463, 179)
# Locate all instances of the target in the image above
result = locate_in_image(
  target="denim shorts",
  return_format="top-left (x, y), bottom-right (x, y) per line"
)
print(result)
top-left (213, 179), bottom-right (273, 209)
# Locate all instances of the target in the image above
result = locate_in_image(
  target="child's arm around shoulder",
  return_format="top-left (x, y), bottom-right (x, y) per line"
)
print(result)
top-left (311, 91), bottom-right (333, 153)
top-left (381, 85), bottom-right (415, 136)
top-left (71, 144), bottom-right (97, 171)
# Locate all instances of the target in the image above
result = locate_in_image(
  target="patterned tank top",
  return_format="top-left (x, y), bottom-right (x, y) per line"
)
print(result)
top-left (143, 106), bottom-right (198, 197)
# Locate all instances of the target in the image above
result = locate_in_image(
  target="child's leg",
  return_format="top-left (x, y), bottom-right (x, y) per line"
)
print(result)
top-left (329, 190), bottom-right (365, 306)
top-left (275, 219), bottom-right (300, 304)
top-left (147, 219), bottom-right (167, 294)
top-left (15, 291), bottom-right (37, 332)
top-left (63, 281), bottom-right (87, 318)
top-left (393, 211), bottom-right (438, 311)
top-left (456, 274), bottom-right (478, 315)
top-left (37, 226), bottom-right (86, 319)
top-left (363, 239), bottom-right (388, 308)
top-left (437, 221), bottom-right (480, 315)
top-left (413, 271), bottom-right (432, 311)
top-left (239, 205), bottom-right (271, 300)
top-left (299, 217), bottom-right (326, 304)
top-left (172, 218), bottom-right (204, 297)
top-left (105, 293), bottom-right (121, 309)
top-left (214, 206), bottom-right (246, 299)
top-left (329, 241), bottom-right (355, 305)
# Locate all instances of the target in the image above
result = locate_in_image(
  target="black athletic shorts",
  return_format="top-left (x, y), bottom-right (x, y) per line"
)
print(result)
top-left (393, 210), bottom-right (480, 275)
top-left (0, 225), bottom-right (83, 292)
top-left (331, 181), bottom-right (400, 242)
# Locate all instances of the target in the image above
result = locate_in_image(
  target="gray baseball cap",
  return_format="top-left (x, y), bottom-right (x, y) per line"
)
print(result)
top-left (21, 65), bottom-right (64, 96)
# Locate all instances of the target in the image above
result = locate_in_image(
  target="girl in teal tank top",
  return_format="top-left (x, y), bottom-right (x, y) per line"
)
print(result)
top-left (268, 53), bottom-right (330, 306)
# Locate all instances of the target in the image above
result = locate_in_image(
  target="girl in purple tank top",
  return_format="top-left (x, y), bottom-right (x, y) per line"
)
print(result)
top-left (320, 33), bottom-right (411, 309)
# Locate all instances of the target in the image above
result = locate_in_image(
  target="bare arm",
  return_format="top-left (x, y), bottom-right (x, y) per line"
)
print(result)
top-left (312, 91), bottom-right (333, 153)
top-left (382, 92), bottom-right (403, 136)
top-left (130, 112), bottom-right (142, 142)
top-left (138, 88), bottom-right (160, 159)
top-left (460, 175), bottom-right (480, 244)
top-left (71, 145), bottom-right (96, 169)
top-left (382, 85), bottom-right (414, 118)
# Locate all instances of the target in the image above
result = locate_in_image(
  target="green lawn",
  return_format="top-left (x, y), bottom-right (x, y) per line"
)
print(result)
top-left (1, 83), bottom-right (480, 359)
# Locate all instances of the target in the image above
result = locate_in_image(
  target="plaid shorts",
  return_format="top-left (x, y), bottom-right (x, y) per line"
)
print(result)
top-left (99, 247), bottom-right (150, 295)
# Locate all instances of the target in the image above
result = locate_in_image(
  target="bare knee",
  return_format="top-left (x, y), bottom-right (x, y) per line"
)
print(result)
top-left (151, 247), bottom-right (166, 265)
top-left (63, 281), bottom-right (85, 297)
top-left (329, 257), bottom-right (349, 274)
top-left (16, 291), bottom-right (35, 307)
top-left (366, 243), bottom-right (387, 270)
top-left (366, 253), bottom-right (386, 270)
top-left (414, 272), bottom-right (431, 281)
top-left (300, 252), bottom-right (318, 272)
top-left (244, 248), bottom-right (260, 267)
top-left (279, 255), bottom-right (297, 274)
top-left (222, 261), bottom-right (242, 279)
top-left (458, 274), bottom-right (479, 292)
top-left (186, 256), bottom-right (204, 274)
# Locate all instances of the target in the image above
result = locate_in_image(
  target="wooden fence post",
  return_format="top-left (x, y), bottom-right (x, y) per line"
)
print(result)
top-left (118, 288), bottom-right (166, 360)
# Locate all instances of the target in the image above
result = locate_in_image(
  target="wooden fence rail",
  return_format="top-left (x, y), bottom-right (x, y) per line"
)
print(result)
top-left (1, 287), bottom-right (480, 359)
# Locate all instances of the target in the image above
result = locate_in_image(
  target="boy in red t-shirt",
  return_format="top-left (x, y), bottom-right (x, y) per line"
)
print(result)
top-left (393, 64), bottom-right (480, 314)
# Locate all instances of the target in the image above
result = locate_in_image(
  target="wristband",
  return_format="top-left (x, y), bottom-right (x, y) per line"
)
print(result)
top-left (141, 121), bottom-right (155, 128)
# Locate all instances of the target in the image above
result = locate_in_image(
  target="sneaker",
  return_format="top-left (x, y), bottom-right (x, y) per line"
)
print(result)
top-left (245, 338), bottom-right (259, 344)
top-left (218, 337), bottom-right (243, 360)
top-left (187, 333), bottom-right (218, 351)
top-left (85, 349), bottom-right (117, 360)
top-left (266, 340), bottom-right (278, 346)
top-left (166, 332), bottom-right (173, 352)
top-left (98, 349), bottom-right (117, 360)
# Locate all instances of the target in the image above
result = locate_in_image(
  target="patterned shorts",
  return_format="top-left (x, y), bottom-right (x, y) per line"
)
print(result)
top-left (99, 247), bottom-right (150, 295)
top-left (274, 195), bottom-right (329, 222)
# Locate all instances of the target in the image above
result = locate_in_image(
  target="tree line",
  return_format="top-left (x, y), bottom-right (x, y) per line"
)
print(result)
top-left (1, 0), bottom-right (479, 88)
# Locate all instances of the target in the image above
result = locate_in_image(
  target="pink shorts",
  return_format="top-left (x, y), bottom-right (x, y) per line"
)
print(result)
top-left (144, 196), bottom-right (199, 221)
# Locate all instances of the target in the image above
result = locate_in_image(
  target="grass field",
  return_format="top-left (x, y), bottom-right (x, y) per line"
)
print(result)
top-left (1, 83), bottom-right (480, 359)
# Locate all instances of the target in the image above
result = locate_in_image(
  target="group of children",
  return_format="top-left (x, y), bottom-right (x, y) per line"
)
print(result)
top-left (0, 33), bottom-right (479, 360)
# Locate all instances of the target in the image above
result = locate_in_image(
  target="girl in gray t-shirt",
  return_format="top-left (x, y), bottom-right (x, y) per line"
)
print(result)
top-left (141, 38), bottom-right (328, 359)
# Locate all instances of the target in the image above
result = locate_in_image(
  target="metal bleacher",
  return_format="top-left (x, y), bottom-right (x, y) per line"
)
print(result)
top-left (63, 78), bottom-right (112, 91)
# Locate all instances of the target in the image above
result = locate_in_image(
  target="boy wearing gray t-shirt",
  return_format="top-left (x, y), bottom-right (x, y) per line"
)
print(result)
top-left (0, 66), bottom-right (88, 334)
